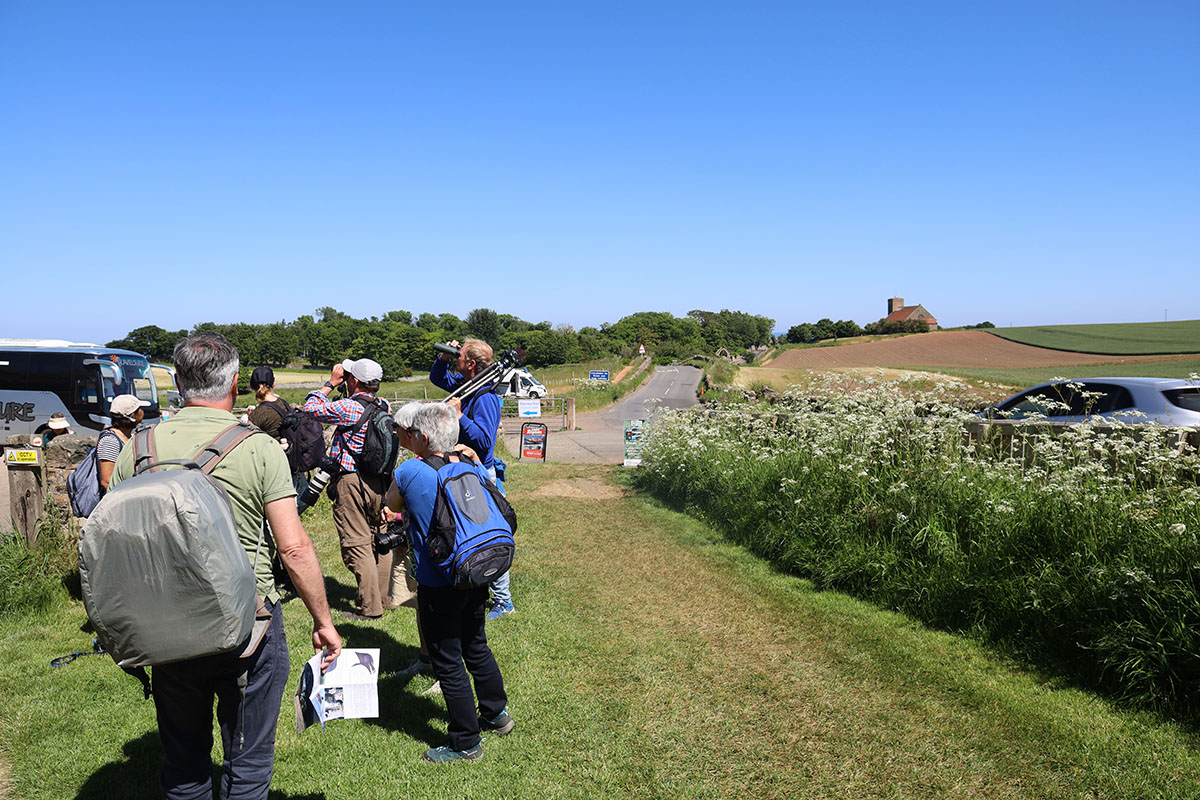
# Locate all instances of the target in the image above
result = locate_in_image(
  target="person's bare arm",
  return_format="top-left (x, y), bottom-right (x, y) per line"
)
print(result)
top-left (265, 498), bottom-right (341, 671)
top-left (451, 444), bottom-right (479, 461)
top-left (98, 459), bottom-right (116, 492)
top-left (385, 480), bottom-right (406, 515)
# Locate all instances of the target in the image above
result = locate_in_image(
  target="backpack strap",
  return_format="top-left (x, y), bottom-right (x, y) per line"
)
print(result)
top-left (192, 422), bottom-right (264, 475)
top-left (131, 426), bottom-right (160, 475)
top-left (132, 421), bottom-right (263, 476)
top-left (422, 451), bottom-right (475, 472)
top-left (342, 396), bottom-right (385, 464)
top-left (269, 399), bottom-right (292, 419)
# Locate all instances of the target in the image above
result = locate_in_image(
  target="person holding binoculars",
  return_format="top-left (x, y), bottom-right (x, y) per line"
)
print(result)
top-left (302, 357), bottom-right (393, 621)
top-left (429, 338), bottom-right (514, 619)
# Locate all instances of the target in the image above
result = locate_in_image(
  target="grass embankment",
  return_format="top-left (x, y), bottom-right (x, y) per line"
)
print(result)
top-left (5, 462), bottom-right (1200, 798)
top-left (988, 320), bottom-right (1200, 355)
top-left (635, 376), bottom-right (1200, 718)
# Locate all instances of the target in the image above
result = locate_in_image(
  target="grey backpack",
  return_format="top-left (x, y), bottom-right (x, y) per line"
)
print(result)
top-left (79, 422), bottom-right (265, 668)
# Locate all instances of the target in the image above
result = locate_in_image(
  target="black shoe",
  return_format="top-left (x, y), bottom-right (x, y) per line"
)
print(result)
top-left (340, 610), bottom-right (382, 622)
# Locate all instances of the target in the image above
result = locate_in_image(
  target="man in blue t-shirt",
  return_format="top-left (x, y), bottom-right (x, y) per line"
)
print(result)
top-left (429, 338), bottom-right (514, 619)
top-left (386, 401), bottom-right (513, 763)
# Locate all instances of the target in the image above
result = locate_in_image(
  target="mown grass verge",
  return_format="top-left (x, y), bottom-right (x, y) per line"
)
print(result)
top-left (568, 361), bottom-right (654, 414)
top-left (633, 374), bottom-right (1200, 717)
top-left (6, 461), bottom-right (1200, 798)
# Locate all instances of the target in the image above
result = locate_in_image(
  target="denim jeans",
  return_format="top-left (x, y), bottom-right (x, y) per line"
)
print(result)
top-left (152, 600), bottom-right (289, 800)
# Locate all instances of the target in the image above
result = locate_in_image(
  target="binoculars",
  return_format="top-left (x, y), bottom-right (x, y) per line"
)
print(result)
top-left (433, 342), bottom-right (460, 358)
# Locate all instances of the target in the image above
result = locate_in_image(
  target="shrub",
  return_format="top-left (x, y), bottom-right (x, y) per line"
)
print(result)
top-left (633, 373), bottom-right (1200, 715)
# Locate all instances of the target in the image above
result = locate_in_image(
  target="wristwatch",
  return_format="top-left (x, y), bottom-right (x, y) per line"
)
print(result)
top-left (323, 381), bottom-right (335, 390)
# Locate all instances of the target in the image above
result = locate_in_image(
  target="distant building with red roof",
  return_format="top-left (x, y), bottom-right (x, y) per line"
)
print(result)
top-left (884, 297), bottom-right (938, 329)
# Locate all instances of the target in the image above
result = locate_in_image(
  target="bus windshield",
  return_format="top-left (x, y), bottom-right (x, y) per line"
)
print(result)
top-left (99, 355), bottom-right (158, 405)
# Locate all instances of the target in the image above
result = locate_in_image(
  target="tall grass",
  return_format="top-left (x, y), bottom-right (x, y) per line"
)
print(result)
top-left (633, 373), bottom-right (1200, 715)
top-left (1, 504), bottom-right (76, 616)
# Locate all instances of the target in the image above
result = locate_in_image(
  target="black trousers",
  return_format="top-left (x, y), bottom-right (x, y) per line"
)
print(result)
top-left (418, 585), bottom-right (508, 750)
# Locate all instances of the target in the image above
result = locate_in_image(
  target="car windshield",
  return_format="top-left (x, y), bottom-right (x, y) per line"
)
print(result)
top-left (999, 383), bottom-right (1133, 417)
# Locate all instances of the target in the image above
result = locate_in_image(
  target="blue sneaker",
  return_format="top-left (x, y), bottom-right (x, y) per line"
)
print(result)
top-left (486, 602), bottom-right (515, 620)
top-left (423, 743), bottom-right (483, 763)
top-left (479, 707), bottom-right (514, 735)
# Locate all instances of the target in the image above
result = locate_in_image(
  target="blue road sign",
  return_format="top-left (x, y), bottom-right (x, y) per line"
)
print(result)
top-left (590, 370), bottom-right (610, 381)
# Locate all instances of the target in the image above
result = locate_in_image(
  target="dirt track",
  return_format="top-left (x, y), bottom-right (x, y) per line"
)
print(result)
top-left (765, 331), bottom-right (1200, 369)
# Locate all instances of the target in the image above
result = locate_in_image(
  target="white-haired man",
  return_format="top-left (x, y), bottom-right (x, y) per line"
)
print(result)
top-left (109, 332), bottom-right (341, 799)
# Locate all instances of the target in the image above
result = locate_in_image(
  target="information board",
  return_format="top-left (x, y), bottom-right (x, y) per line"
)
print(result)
top-left (623, 419), bottom-right (647, 467)
top-left (589, 370), bottom-right (610, 381)
top-left (520, 422), bottom-right (548, 461)
top-left (517, 398), bottom-right (542, 417)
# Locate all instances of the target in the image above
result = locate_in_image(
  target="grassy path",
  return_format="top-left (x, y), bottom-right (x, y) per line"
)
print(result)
top-left (3, 462), bottom-right (1200, 798)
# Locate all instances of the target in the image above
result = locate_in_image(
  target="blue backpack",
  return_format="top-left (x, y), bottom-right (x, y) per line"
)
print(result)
top-left (67, 429), bottom-right (121, 517)
top-left (67, 446), bottom-right (102, 517)
top-left (423, 452), bottom-right (516, 589)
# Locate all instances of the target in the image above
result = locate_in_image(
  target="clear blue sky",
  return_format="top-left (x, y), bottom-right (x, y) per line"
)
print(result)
top-left (2, 1), bottom-right (1197, 344)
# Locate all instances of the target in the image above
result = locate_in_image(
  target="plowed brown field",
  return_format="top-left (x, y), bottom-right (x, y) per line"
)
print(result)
top-left (765, 330), bottom-right (1200, 369)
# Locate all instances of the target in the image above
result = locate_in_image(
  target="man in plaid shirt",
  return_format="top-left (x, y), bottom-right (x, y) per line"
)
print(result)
top-left (303, 358), bottom-right (393, 620)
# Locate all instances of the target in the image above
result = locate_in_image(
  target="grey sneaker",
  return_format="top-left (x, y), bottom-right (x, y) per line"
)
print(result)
top-left (479, 707), bottom-right (514, 735)
top-left (422, 743), bottom-right (483, 763)
top-left (396, 657), bottom-right (432, 678)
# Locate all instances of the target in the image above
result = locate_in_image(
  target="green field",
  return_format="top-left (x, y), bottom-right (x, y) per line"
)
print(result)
top-left (922, 358), bottom-right (1200, 389)
top-left (7, 462), bottom-right (1200, 798)
top-left (988, 319), bottom-right (1200, 355)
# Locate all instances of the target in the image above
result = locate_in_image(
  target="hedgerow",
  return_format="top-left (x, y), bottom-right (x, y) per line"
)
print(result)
top-left (633, 373), bottom-right (1200, 715)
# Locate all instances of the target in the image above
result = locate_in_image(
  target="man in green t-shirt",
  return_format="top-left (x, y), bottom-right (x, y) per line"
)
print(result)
top-left (110, 332), bottom-right (341, 800)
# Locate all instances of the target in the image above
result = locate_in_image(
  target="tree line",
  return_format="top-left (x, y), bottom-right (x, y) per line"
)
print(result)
top-left (108, 307), bottom-right (775, 379)
top-left (785, 317), bottom-right (994, 344)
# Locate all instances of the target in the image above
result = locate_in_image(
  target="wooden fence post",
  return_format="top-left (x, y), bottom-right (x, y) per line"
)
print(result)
top-left (5, 438), bottom-right (45, 546)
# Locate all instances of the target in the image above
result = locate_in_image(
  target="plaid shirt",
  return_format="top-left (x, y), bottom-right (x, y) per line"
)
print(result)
top-left (302, 390), bottom-right (391, 474)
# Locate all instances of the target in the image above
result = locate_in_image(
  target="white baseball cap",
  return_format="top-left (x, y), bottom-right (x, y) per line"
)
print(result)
top-left (109, 394), bottom-right (145, 419)
top-left (343, 358), bottom-right (383, 383)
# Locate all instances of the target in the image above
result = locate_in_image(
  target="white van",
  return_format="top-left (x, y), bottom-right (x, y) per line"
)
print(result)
top-left (0, 339), bottom-right (164, 438)
top-left (498, 367), bottom-right (547, 399)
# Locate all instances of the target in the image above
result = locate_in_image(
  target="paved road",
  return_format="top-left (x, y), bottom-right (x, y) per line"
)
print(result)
top-left (502, 365), bottom-right (702, 464)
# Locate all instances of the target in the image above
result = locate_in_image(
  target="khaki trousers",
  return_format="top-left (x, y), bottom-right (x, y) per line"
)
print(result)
top-left (329, 471), bottom-right (393, 617)
top-left (387, 550), bottom-right (419, 608)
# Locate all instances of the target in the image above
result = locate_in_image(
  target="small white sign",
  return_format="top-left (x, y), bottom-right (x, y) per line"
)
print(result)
top-left (5, 448), bottom-right (41, 467)
top-left (518, 398), bottom-right (542, 418)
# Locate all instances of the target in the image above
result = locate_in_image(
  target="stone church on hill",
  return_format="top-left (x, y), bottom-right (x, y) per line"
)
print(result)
top-left (884, 297), bottom-right (938, 329)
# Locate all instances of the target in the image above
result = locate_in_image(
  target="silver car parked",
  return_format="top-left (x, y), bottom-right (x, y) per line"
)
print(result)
top-left (984, 377), bottom-right (1200, 426)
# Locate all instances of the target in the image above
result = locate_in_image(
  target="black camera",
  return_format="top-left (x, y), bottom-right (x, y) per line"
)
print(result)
top-left (375, 517), bottom-right (409, 555)
top-left (296, 456), bottom-right (338, 512)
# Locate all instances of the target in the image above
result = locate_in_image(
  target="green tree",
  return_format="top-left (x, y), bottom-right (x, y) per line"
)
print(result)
top-left (787, 323), bottom-right (816, 344)
top-left (258, 322), bottom-right (298, 366)
top-left (466, 308), bottom-right (504, 344)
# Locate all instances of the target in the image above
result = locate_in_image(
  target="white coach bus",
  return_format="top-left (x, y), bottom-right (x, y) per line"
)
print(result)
top-left (0, 339), bottom-right (165, 438)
